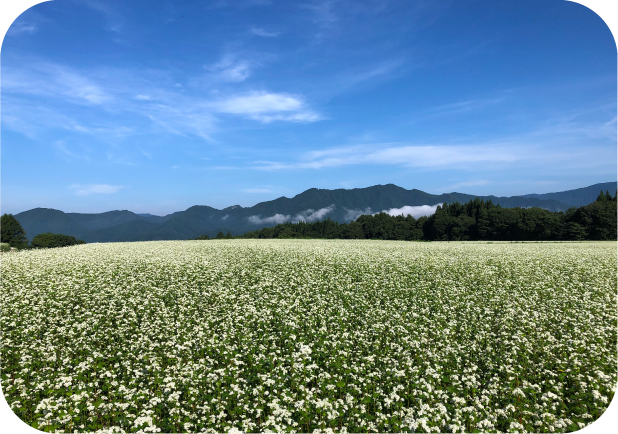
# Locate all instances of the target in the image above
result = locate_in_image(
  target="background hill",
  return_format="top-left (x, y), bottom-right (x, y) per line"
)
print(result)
top-left (520, 182), bottom-right (618, 207)
top-left (14, 182), bottom-right (616, 243)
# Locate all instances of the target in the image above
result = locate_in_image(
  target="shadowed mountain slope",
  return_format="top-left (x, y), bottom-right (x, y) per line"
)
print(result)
top-left (521, 182), bottom-right (617, 207)
top-left (14, 208), bottom-right (91, 240)
top-left (14, 182), bottom-right (614, 242)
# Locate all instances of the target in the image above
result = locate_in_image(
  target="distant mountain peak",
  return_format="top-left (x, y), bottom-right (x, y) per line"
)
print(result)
top-left (14, 181), bottom-right (616, 242)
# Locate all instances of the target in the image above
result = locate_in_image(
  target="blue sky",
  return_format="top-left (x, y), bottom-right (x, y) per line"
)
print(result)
top-left (1, 0), bottom-right (616, 215)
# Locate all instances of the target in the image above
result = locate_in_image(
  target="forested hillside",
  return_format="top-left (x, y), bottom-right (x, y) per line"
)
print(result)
top-left (238, 190), bottom-right (618, 241)
top-left (13, 182), bottom-right (616, 242)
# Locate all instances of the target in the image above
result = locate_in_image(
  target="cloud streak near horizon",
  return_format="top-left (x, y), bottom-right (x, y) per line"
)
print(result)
top-left (70, 184), bottom-right (124, 196)
top-left (248, 204), bottom-right (335, 225)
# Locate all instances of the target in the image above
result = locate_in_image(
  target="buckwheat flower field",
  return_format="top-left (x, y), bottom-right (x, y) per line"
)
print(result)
top-left (1, 240), bottom-right (616, 433)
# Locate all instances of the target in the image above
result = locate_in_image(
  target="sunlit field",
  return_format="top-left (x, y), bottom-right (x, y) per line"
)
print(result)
top-left (1, 240), bottom-right (616, 433)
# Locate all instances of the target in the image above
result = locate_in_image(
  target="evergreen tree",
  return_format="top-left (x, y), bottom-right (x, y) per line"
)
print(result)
top-left (1, 214), bottom-right (28, 248)
top-left (475, 206), bottom-right (491, 240)
top-left (31, 233), bottom-right (85, 248)
top-left (565, 222), bottom-right (587, 240)
top-left (215, 231), bottom-right (226, 239)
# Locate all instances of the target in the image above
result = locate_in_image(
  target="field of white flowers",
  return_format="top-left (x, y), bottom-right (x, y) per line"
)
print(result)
top-left (1, 240), bottom-right (616, 433)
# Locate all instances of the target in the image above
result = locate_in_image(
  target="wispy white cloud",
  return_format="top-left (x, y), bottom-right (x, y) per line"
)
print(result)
top-left (218, 92), bottom-right (302, 113)
top-left (80, 0), bottom-right (117, 17)
top-left (344, 207), bottom-right (372, 221)
top-left (248, 204), bottom-right (335, 225)
top-left (341, 204), bottom-right (440, 221)
top-left (7, 21), bottom-right (37, 36)
top-left (204, 54), bottom-right (254, 82)
top-left (248, 213), bottom-right (290, 225)
top-left (344, 60), bottom-right (405, 87)
top-left (251, 28), bottom-right (281, 37)
top-left (216, 91), bottom-right (321, 123)
top-left (302, 0), bottom-right (339, 26)
top-left (2, 63), bottom-right (111, 105)
top-left (380, 204), bottom-right (440, 219)
top-left (55, 141), bottom-right (89, 160)
top-left (78, 0), bottom-right (125, 33)
top-left (254, 143), bottom-right (521, 170)
top-left (136, 147), bottom-right (153, 159)
top-left (298, 204), bottom-right (336, 222)
top-left (431, 97), bottom-right (505, 115)
top-left (2, 59), bottom-right (320, 142)
top-left (6, 9), bottom-right (50, 37)
top-left (70, 184), bottom-right (124, 196)
top-left (1, 114), bottom-right (34, 138)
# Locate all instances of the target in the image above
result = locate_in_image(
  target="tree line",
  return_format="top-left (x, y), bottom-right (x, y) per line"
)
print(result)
top-left (225, 190), bottom-right (617, 242)
top-left (3, 190), bottom-right (615, 248)
top-left (1, 214), bottom-right (85, 249)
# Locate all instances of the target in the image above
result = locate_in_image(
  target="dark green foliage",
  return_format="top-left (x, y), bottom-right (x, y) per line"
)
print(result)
top-left (1, 214), bottom-right (28, 248)
top-left (215, 231), bottom-right (226, 239)
top-left (238, 195), bottom-right (618, 242)
top-left (195, 234), bottom-right (210, 240)
top-left (13, 182), bottom-right (618, 243)
top-left (30, 233), bottom-right (86, 248)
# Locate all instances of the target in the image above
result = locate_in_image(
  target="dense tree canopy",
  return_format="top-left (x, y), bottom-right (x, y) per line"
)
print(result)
top-left (1, 213), bottom-right (28, 248)
top-left (31, 233), bottom-right (86, 248)
top-left (227, 191), bottom-right (617, 242)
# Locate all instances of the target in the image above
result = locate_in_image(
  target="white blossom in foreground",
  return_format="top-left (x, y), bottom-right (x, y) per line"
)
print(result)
top-left (1, 240), bottom-right (616, 433)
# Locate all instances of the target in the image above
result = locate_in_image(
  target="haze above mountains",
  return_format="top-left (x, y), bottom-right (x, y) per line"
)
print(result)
top-left (14, 182), bottom-right (617, 243)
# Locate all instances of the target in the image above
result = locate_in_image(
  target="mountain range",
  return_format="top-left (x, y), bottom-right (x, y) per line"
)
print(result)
top-left (14, 182), bottom-right (617, 243)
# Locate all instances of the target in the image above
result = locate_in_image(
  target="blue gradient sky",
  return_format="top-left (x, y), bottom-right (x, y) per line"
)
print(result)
top-left (1, 0), bottom-right (616, 215)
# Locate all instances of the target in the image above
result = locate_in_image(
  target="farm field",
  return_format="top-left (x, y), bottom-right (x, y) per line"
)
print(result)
top-left (1, 240), bottom-right (616, 433)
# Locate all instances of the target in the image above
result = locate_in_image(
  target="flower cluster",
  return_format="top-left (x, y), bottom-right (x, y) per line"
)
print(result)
top-left (1, 240), bottom-right (616, 432)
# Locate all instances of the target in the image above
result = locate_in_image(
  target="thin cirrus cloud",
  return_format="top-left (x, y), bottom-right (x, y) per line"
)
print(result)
top-left (342, 59), bottom-right (406, 88)
top-left (2, 59), bottom-right (322, 143)
top-left (216, 92), bottom-right (321, 122)
top-left (248, 205), bottom-right (335, 225)
top-left (253, 143), bottom-right (522, 170)
top-left (251, 27), bottom-right (281, 37)
top-left (70, 184), bottom-right (124, 196)
top-left (2, 63), bottom-right (111, 105)
top-left (204, 54), bottom-right (254, 82)
top-left (7, 21), bottom-right (37, 35)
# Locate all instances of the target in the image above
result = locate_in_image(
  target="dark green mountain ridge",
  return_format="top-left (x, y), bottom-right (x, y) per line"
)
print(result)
top-left (14, 182), bottom-right (616, 243)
